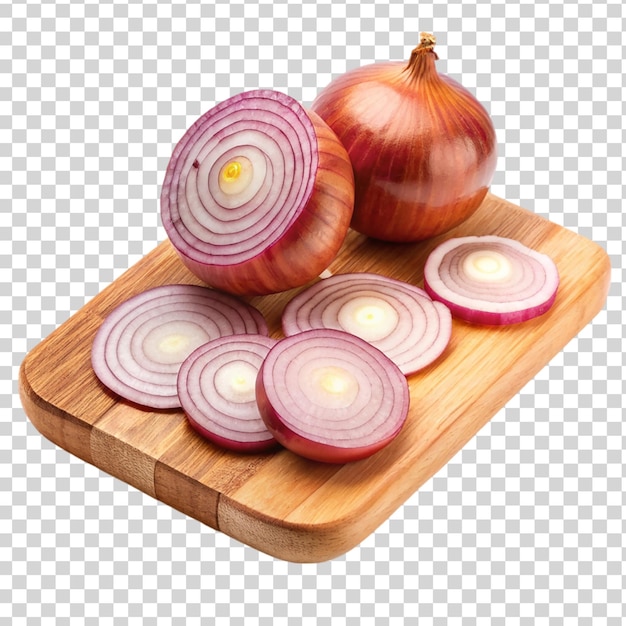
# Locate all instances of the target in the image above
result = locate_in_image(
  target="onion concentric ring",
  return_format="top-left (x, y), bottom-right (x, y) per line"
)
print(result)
top-left (178, 334), bottom-right (278, 452)
top-left (91, 284), bottom-right (268, 409)
top-left (281, 273), bottom-right (452, 375)
top-left (161, 89), bottom-right (355, 296)
top-left (256, 329), bottom-right (410, 463)
top-left (423, 235), bottom-right (560, 325)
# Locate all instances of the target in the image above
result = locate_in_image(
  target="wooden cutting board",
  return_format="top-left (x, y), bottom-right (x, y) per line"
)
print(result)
top-left (19, 194), bottom-right (611, 562)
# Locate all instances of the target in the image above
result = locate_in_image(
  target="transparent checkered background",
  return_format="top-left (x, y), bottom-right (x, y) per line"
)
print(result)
top-left (3, 0), bottom-right (625, 623)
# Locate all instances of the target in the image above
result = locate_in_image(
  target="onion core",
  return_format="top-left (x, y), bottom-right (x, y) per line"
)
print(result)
top-left (281, 273), bottom-right (452, 375)
top-left (256, 328), bottom-right (410, 463)
top-left (311, 33), bottom-right (497, 242)
top-left (423, 235), bottom-right (560, 325)
top-left (91, 284), bottom-right (268, 409)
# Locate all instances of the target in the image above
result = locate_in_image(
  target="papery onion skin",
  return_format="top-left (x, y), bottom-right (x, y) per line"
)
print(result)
top-left (311, 33), bottom-right (497, 242)
top-left (256, 329), bottom-right (410, 464)
top-left (423, 235), bottom-right (560, 325)
top-left (161, 90), bottom-right (355, 296)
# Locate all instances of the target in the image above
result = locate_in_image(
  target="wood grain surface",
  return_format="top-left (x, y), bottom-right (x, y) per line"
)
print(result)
top-left (19, 194), bottom-right (611, 562)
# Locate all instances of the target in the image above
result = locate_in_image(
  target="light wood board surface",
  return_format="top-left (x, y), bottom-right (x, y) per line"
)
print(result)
top-left (19, 194), bottom-right (611, 562)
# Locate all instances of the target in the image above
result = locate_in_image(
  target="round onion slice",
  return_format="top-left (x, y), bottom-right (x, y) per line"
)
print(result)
top-left (256, 329), bottom-right (410, 464)
top-left (281, 273), bottom-right (452, 375)
top-left (423, 235), bottom-right (560, 325)
top-left (177, 335), bottom-right (279, 452)
top-left (160, 89), bottom-right (354, 296)
top-left (91, 284), bottom-right (268, 409)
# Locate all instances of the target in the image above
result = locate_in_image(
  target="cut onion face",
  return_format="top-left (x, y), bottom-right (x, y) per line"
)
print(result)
top-left (281, 273), bottom-right (452, 375)
top-left (256, 329), bottom-right (410, 464)
top-left (91, 284), bottom-right (268, 409)
top-left (423, 235), bottom-right (560, 325)
top-left (178, 335), bottom-right (279, 453)
top-left (160, 89), bottom-right (354, 296)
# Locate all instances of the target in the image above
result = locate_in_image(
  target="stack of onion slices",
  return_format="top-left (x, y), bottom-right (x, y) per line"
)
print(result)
top-left (281, 272), bottom-right (452, 375)
top-left (177, 334), bottom-right (278, 453)
top-left (256, 329), bottom-right (410, 464)
top-left (423, 235), bottom-right (560, 325)
top-left (160, 89), bottom-right (354, 296)
top-left (90, 284), bottom-right (268, 409)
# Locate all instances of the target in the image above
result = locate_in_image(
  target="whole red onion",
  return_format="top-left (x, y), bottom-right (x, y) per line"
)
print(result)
top-left (311, 33), bottom-right (498, 242)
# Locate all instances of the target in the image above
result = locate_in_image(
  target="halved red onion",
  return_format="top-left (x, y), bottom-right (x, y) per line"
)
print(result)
top-left (423, 235), bottom-right (560, 325)
top-left (177, 335), bottom-right (279, 453)
top-left (256, 329), bottom-right (410, 464)
top-left (91, 284), bottom-right (268, 409)
top-left (160, 89), bottom-right (354, 296)
top-left (281, 273), bottom-right (452, 375)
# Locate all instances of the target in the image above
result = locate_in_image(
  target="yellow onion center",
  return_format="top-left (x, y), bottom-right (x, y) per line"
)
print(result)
top-left (214, 361), bottom-right (257, 403)
top-left (222, 161), bottom-right (242, 182)
top-left (463, 250), bottom-right (513, 282)
top-left (218, 157), bottom-right (253, 195)
top-left (318, 367), bottom-right (350, 394)
top-left (337, 296), bottom-right (398, 342)
top-left (309, 365), bottom-right (359, 409)
top-left (158, 333), bottom-right (189, 354)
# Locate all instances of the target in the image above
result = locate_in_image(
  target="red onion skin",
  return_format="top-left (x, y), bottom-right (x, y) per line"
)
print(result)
top-left (166, 110), bottom-right (355, 296)
top-left (311, 38), bottom-right (497, 242)
top-left (255, 369), bottom-right (405, 464)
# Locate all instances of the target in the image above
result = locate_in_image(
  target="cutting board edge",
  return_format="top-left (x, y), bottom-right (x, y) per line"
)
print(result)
top-left (19, 358), bottom-right (95, 465)
top-left (16, 193), bottom-right (614, 563)
top-left (217, 244), bottom-right (612, 562)
top-left (216, 492), bottom-right (370, 563)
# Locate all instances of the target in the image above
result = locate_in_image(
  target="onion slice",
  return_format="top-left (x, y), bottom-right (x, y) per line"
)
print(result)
top-left (160, 89), bottom-right (354, 296)
top-left (177, 335), bottom-right (279, 452)
top-left (281, 273), bottom-right (452, 375)
top-left (256, 329), bottom-right (410, 464)
top-left (423, 235), bottom-right (560, 325)
top-left (91, 284), bottom-right (268, 409)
